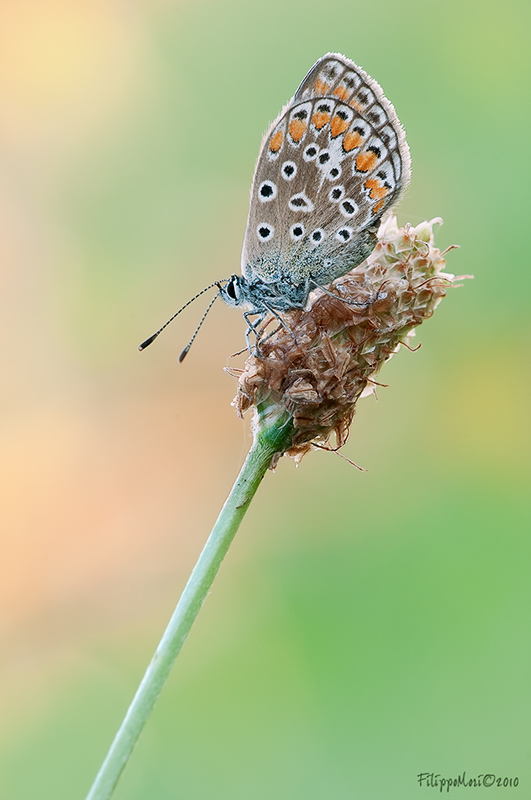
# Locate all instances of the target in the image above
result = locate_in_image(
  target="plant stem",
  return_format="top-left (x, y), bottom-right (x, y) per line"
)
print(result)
top-left (85, 408), bottom-right (294, 800)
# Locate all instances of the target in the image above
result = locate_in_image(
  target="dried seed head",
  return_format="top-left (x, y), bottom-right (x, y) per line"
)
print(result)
top-left (231, 216), bottom-right (461, 465)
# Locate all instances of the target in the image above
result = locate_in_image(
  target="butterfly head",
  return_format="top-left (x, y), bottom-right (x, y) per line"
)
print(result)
top-left (218, 275), bottom-right (247, 309)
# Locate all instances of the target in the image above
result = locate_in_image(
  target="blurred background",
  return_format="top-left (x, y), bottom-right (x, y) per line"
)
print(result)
top-left (1, 1), bottom-right (529, 798)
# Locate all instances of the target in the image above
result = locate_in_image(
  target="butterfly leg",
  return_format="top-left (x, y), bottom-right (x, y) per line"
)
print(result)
top-left (261, 301), bottom-right (297, 345)
top-left (243, 311), bottom-right (267, 355)
top-left (257, 321), bottom-right (283, 346)
top-left (309, 279), bottom-right (381, 309)
top-left (255, 315), bottom-right (280, 342)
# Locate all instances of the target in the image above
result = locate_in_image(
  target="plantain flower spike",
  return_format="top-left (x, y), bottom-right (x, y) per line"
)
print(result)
top-left (232, 216), bottom-right (463, 468)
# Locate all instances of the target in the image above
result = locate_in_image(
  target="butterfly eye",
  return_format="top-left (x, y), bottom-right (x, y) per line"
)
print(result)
top-left (226, 279), bottom-right (238, 300)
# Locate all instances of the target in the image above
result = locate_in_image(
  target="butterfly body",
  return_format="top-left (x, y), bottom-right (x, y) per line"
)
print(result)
top-left (139, 53), bottom-right (411, 359)
top-left (218, 52), bottom-right (410, 343)
top-left (219, 221), bottom-right (378, 312)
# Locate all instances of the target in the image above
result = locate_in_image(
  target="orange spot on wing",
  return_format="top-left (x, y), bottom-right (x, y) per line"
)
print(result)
top-left (314, 79), bottom-right (329, 95)
top-left (355, 150), bottom-right (378, 172)
top-left (312, 110), bottom-right (330, 129)
top-left (330, 115), bottom-right (350, 138)
top-left (289, 119), bottom-right (307, 142)
top-left (364, 178), bottom-right (389, 200)
top-left (342, 130), bottom-right (363, 151)
top-left (349, 98), bottom-right (364, 112)
top-left (373, 199), bottom-right (385, 215)
top-left (269, 130), bottom-right (284, 152)
top-left (333, 86), bottom-right (351, 102)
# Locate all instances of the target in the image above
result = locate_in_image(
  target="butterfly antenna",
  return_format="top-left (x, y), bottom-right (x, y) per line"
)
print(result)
top-left (138, 281), bottom-right (226, 351)
top-left (178, 293), bottom-right (219, 362)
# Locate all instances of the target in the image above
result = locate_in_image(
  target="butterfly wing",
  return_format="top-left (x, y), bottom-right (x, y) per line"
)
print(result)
top-left (241, 53), bottom-right (411, 288)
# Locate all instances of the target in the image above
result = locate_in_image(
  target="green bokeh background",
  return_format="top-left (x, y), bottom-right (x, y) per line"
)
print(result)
top-left (1, 1), bottom-right (529, 798)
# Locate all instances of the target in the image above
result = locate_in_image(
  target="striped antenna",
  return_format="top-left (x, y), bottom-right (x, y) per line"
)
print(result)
top-left (138, 281), bottom-right (225, 352)
top-left (178, 293), bottom-right (219, 362)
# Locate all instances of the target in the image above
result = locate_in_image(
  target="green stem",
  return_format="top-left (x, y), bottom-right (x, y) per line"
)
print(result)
top-left (85, 408), bottom-right (294, 800)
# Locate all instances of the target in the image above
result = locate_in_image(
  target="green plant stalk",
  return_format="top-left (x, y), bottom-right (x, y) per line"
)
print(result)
top-left (85, 406), bottom-right (294, 800)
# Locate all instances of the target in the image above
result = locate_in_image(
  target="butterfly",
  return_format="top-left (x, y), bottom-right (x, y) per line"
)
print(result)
top-left (140, 53), bottom-right (410, 359)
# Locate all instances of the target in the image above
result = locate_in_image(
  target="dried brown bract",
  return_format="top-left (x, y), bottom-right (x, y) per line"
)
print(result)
top-left (232, 216), bottom-right (461, 464)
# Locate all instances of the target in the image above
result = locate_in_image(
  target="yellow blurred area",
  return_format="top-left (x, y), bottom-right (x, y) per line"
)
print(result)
top-left (0, 390), bottom-right (242, 640)
top-left (0, 0), bottom-right (144, 146)
top-left (0, 0), bottom-right (247, 671)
